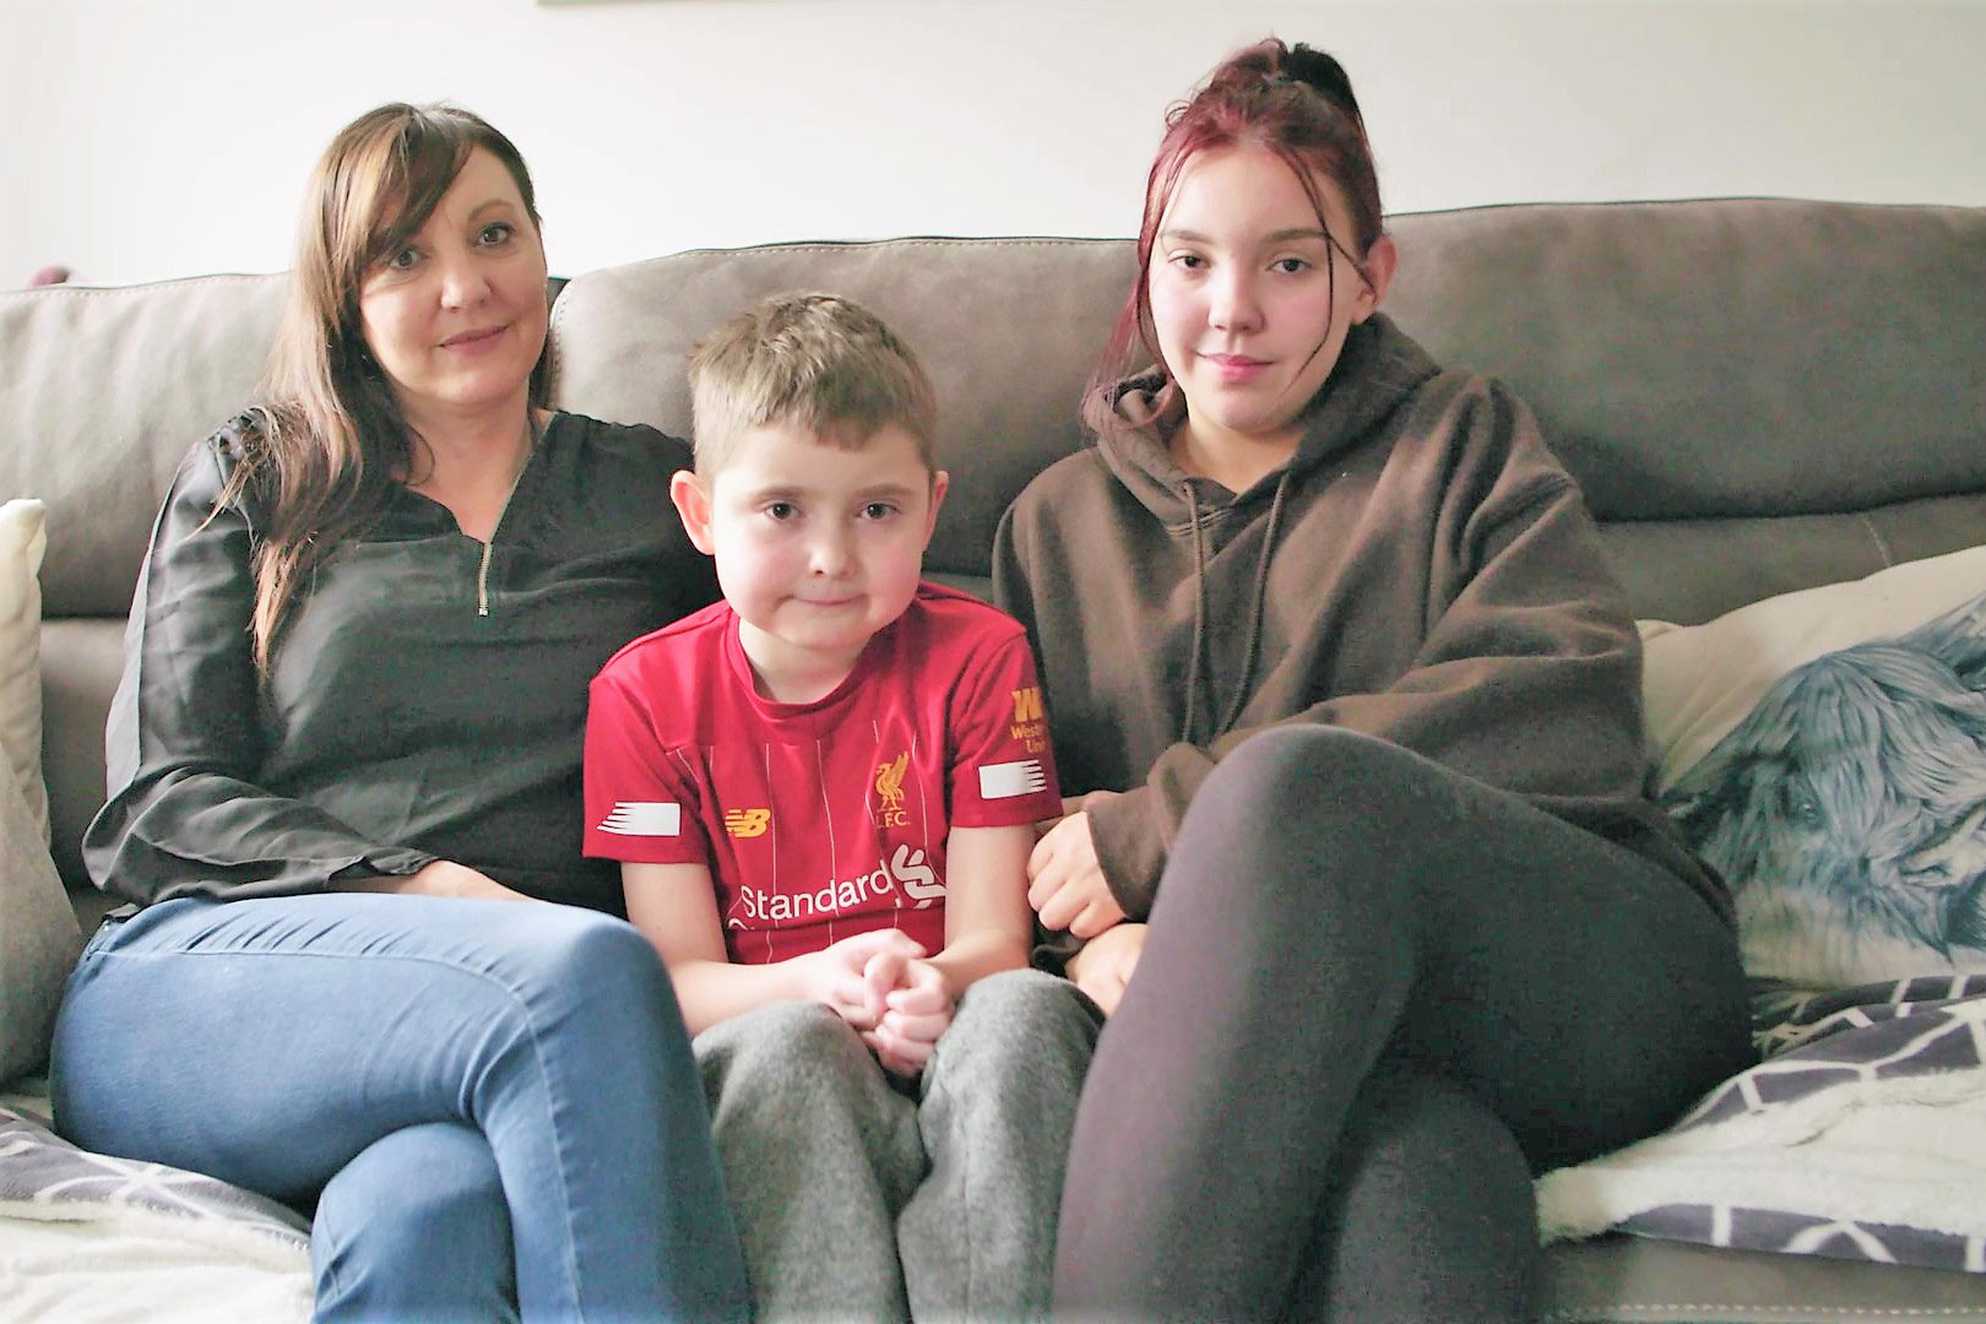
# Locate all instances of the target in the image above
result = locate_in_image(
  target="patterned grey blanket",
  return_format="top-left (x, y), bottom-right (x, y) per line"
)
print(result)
top-left (1537, 975), bottom-right (1986, 1272)
top-left (0, 1081), bottom-right (307, 1251)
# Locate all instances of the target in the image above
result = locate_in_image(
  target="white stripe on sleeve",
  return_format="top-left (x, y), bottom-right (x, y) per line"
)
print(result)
top-left (977, 759), bottom-right (1047, 800)
top-left (597, 801), bottom-right (682, 836)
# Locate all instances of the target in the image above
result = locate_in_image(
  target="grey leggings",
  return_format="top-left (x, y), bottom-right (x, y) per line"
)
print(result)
top-left (1053, 727), bottom-right (1753, 1322)
top-left (697, 968), bottom-right (1100, 1322)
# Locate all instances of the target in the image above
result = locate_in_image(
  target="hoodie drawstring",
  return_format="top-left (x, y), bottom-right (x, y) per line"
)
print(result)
top-left (1179, 482), bottom-right (1209, 744)
top-left (1218, 468), bottom-right (1291, 735)
top-left (1177, 468), bottom-right (1292, 744)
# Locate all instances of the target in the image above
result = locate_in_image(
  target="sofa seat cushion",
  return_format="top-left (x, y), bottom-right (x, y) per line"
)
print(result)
top-left (1539, 1234), bottom-right (1986, 1322)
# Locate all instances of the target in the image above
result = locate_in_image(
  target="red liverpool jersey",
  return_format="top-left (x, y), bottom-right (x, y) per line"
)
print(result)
top-left (584, 582), bottom-right (1060, 964)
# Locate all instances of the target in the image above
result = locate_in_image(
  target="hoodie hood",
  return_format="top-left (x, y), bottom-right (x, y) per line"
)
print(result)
top-left (1093, 312), bottom-right (1443, 518)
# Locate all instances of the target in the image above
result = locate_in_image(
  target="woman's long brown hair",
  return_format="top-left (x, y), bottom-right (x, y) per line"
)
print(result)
top-left (218, 103), bottom-right (545, 674)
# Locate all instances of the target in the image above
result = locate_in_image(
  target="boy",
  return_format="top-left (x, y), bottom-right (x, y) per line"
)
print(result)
top-left (583, 292), bottom-right (1100, 1321)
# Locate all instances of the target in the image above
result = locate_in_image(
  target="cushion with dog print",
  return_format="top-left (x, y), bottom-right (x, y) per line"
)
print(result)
top-left (1639, 545), bottom-right (1986, 991)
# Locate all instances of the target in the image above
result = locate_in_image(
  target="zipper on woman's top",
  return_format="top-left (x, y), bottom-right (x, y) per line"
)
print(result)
top-left (476, 419), bottom-right (540, 617)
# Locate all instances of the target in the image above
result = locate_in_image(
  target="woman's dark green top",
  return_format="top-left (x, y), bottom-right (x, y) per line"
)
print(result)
top-left (84, 411), bottom-right (717, 914)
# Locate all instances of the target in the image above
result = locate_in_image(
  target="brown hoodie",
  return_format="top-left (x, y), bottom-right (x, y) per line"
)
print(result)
top-left (992, 314), bottom-right (1730, 936)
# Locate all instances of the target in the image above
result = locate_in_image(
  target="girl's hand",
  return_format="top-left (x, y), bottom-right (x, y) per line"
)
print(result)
top-left (1065, 922), bottom-right (1148, 1016)
top-left (1035, 791), bottom-right (1109, 838)
top-left (804, 929), bottom-right (928, 1031)
top-left (862, 958), bottom-right (954, 1078)
top-left (1028, 795), bottom-right (1127, 938)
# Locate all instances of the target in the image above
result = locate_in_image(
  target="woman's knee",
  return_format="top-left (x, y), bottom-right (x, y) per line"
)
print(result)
top-left (485, 905), bottom-right (684, 1039)
top-left (312, 1122), bottom-right (517, 1322)
top-left (502, 905), bottom-right (665, 992)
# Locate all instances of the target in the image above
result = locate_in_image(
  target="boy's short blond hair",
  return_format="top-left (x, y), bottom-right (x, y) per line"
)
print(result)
top-left (688, 292), bottom-right (939, 474)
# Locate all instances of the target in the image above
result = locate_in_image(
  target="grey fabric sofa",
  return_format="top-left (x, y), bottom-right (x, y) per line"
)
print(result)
top-left (5, 199), bottom-right (1986, 1321)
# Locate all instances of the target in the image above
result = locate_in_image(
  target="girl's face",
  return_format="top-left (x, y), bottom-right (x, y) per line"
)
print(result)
top-left (1147, 145), bottom-right (1392, 454)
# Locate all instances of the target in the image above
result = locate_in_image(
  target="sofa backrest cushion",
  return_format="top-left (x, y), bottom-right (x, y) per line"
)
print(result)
top-left (0, 275), bottom-right (289, 620)
top-left (5, 201), bottom-right (1983, 892)
top-left (548, 201), bottom-right (1986, 624)
top-left (548, 238), bottom-right (1132, 600)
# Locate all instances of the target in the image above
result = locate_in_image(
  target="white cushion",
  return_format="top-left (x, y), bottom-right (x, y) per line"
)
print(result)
top-left (0, 500), bottom-right (48, 846)
top-left (1641, 544), bottom-right (1986, 791)
top-left (0, 498), bottom-right (80, 1084)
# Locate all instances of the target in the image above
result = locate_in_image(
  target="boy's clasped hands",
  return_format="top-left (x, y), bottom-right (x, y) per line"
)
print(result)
top-left (809, 928), bottom-right (954, 1078)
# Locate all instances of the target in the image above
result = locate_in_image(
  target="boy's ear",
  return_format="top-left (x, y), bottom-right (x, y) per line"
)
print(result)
top-left (923, 469), bottom-right (950, 546)
top-left (669, 469), bottom-right (717, 555)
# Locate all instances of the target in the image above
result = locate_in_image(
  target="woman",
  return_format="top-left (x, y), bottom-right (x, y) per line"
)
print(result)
top-left (993, 41), bottom-right (1754, 1321)
top-left (50, 104), bottom-right (747, 1322)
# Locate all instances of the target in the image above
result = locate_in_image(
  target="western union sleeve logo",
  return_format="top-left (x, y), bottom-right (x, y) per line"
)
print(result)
top-left (1009, 687), bottom-right (1048, 753)
top-left (723, 807), bottom-right (772, 838)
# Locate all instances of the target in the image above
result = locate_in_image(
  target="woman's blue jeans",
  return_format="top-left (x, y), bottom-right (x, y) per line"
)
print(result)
top-left (50, 893), bottom-right (749, 1322)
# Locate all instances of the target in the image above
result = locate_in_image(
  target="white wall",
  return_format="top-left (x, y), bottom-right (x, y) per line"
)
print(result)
top-left (5, 0), bottom-right (1983, 286)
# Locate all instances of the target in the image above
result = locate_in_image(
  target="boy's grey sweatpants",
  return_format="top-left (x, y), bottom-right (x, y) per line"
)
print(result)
top-left (694, 968), bottom-right (1101, 1322)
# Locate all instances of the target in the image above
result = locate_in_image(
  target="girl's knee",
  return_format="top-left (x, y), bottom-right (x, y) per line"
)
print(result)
top-left (1202, 726), bottom-right (1421, 826)
top-left (1358, 1072), bottom-right (1531, 1204)
top-left (1175, 728), bottom-right (1450, 924)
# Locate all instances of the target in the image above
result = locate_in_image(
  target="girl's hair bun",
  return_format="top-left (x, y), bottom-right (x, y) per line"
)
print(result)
top-left (1282, 43), bottom-right (1362, 125)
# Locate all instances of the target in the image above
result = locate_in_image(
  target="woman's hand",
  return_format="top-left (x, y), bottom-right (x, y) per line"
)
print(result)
top-left (349, 861), bottom-right (532, 902)
top-left (1028, 792), bottom-right (1127, 938)
top-left (412, 861), bottom-right (532, 900)
top-left (1065, 922), bottom-right (1148, 1016)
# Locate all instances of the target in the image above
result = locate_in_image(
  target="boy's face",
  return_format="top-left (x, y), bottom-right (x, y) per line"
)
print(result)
top-left (671, 421), bottom-right (948, 693)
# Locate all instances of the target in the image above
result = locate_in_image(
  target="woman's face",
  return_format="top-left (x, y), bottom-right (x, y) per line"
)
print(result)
top-left (356, 147), bottom-right (547, 427)
top-left (1147, 145), bottom-right (1389, 453)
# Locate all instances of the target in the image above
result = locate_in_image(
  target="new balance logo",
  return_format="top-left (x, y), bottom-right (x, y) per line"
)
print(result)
top-left (978, 759), bottom-right (1047, 800)
top-left (1012, 687), bottom-right (1044, 723)
top-left (598, 801), bottom-right (681, 837)
top-left (724, 808), bottom-right (771, 838)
